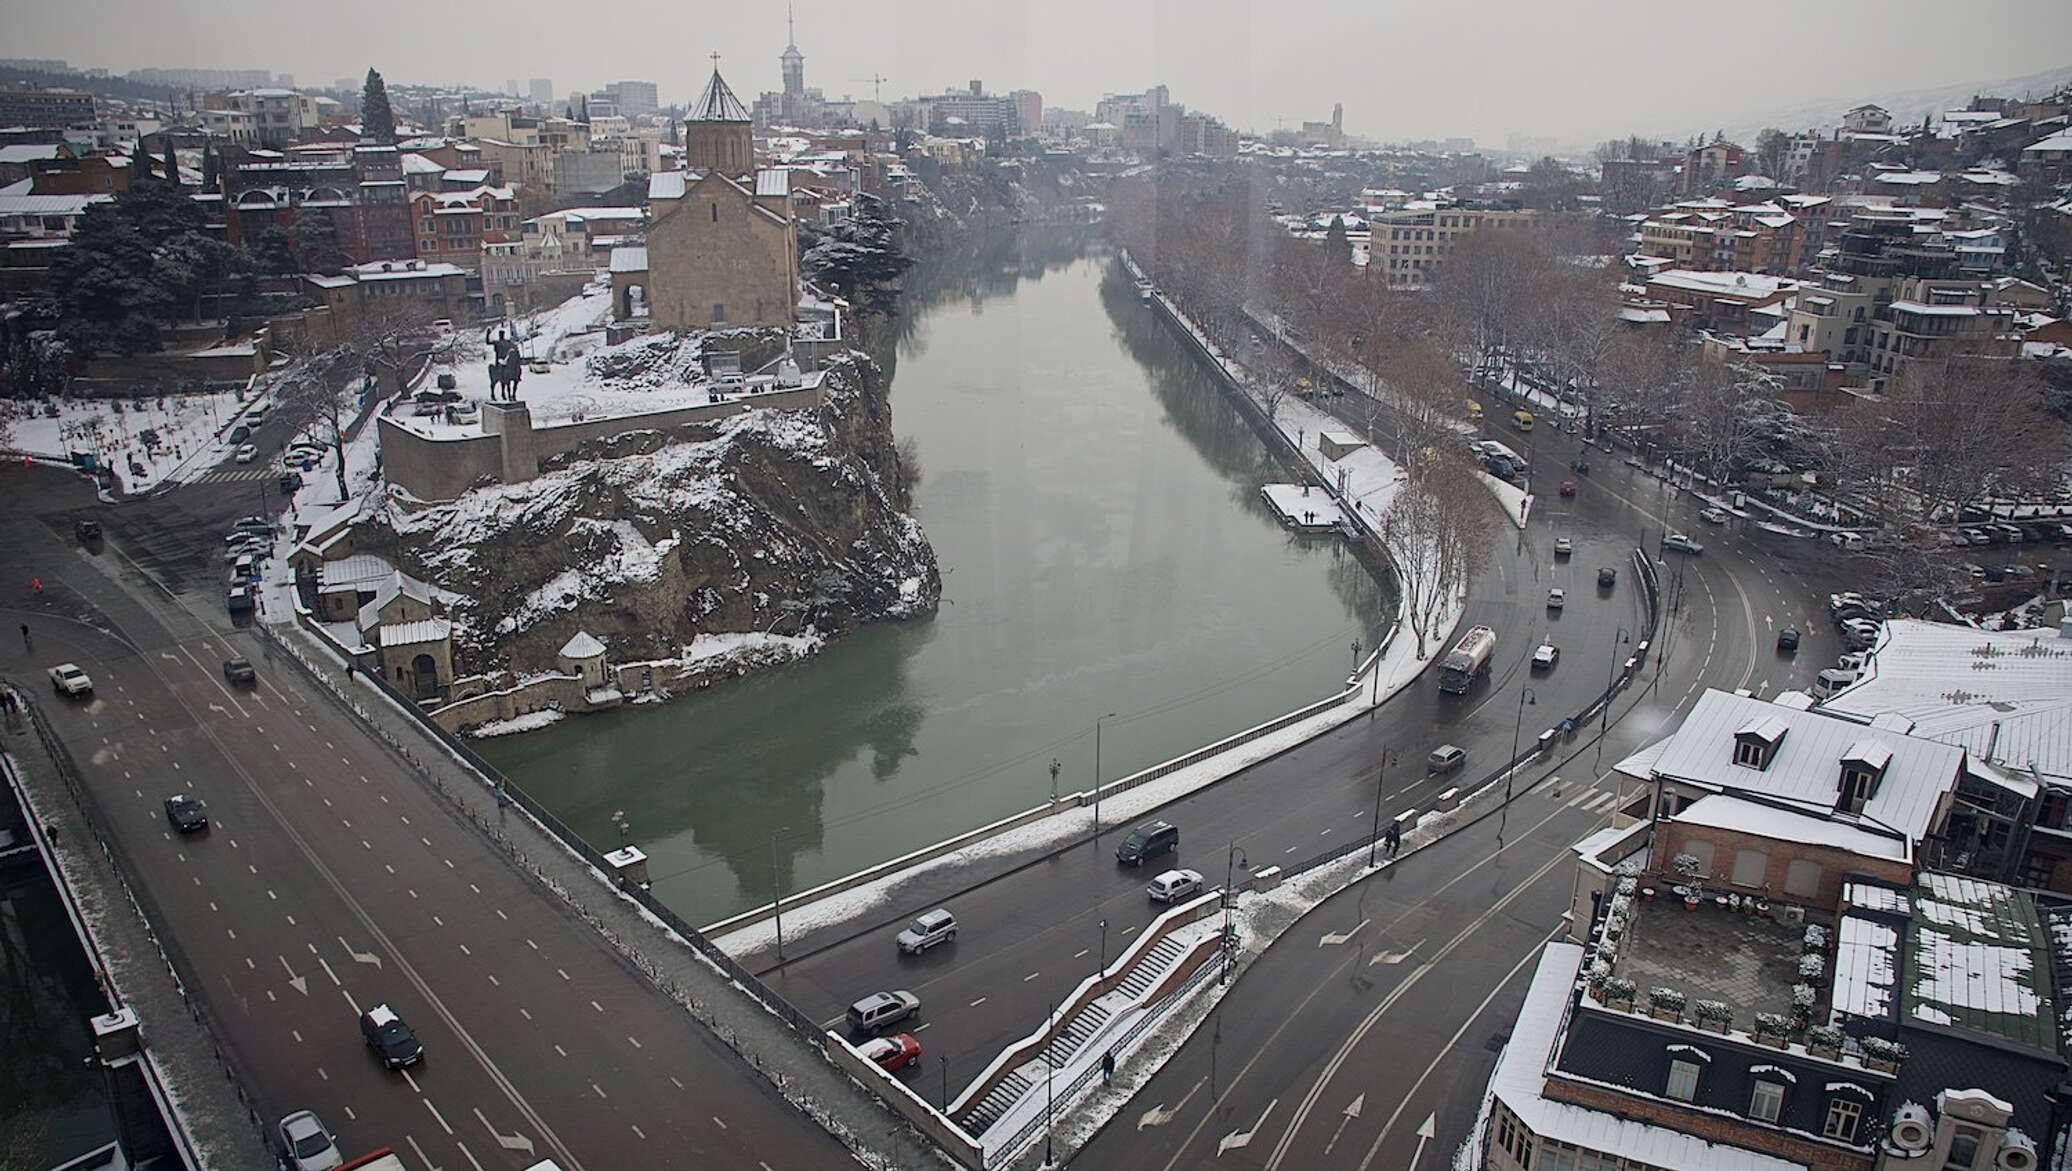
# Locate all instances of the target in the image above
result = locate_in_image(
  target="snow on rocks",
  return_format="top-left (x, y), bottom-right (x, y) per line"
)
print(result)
top-left (470, 708), bottom-right (567, 738)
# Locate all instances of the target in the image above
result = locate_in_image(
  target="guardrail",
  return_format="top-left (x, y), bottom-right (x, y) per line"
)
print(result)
top-left (7, 688), bottom-right (272, 1170)
top-left (253, 619), bottom-right (956, 1168)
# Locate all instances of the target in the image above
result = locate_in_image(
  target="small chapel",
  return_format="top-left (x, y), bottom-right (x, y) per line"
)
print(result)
top-left (644, 63), bottom-right (800, 331)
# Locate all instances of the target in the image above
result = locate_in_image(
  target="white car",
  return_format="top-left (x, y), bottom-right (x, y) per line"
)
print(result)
top-left (1147, 868), bottom-right (1205, 903)
top-left (1547, 587), bottom-right (1566, 609)
top-left (1532, 643), bottom-right (1560, 670)
top-left (48, 663), bottom-right (93, 696)
top-left (276, 1110), bottom-right (343, 1171)
top-left (234, 443), bottom-right (258, 464)
top-left (1553, 536), bottom-right (1573, 556)
top-left (1662, 533), bottom-right (1704, 555)
top-left (1699, 507), bottom-right (1728, 525)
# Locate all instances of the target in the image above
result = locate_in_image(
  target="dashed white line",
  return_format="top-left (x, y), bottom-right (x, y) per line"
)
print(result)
top-left (519, 1008), bottom-right (531, 1021)
top-left (592, 1083), bottom-right (608, 1100)
top-left (424, 1098), bottom-right (453, 1135)
top-left (1023, 971), bottom-right (1040, 982)
top-left (627, 1035), bottom-right (642, 1049)
top-left (970, 997), bottom-right (988, 1008)
top-left (554, 1044), bottom-right (567, 1057)
top-left (590, 1000), bottom-right (604, 1013)
top-left (1072, 948), bottom-right (1089, 959)
top-left (710, 1116), bottom-right (727, 1130)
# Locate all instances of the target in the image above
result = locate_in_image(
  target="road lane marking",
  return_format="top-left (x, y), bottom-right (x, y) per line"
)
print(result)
top-left (425, 1099), bottom-right (454, 1135)
top-left (710, 1116), bottom-right (726, 1130)
top-left (519, 1008), bottom-right (531, 1020)
top-left (403, 1068), bottom-right (420, 1093)
top-left (1072, 948), bottom-right (1089, 959)
top-left (554, 1044), bottom-right (567, 1057)
top-left (670, 1076), bottom-right (684, 1090)
top-left (591, 1083), bottom-right (608, 1099)
top-left (590, 1000), bottom-right (604, 1013)
top-left (1023, 971), bottom-right (1040, 982)
top-left (627, 1035), bottom-right (641, 1049)
top-left (631, 1125), bottom-right (646, 1139)
top-left (970, 997), bottom-right (987, 1007)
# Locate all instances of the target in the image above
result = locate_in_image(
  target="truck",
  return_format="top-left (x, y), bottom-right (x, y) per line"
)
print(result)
top-left (1438, 626), bottom-right (1498, 694)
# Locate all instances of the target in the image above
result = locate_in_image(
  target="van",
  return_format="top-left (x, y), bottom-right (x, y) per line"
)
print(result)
top-left (1513, 409), bottom-right (1536, 432)
top-left (847, 990), bottom-right (920, 1036)
top-left (1116, 821), bottom-right (1179, 867)
top-left (1428, 744), bottom-right (1466, 774)
top-left (247, 401), bottom-right (270, 421)
top-left (1466, 401), bottom-right (1484, 422)
top-left (1813, 668), bottom-right (1859, 701)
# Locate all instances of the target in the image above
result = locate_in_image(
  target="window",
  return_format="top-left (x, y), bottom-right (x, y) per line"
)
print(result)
top-left (1823, 1098), bottom-right (1861, 1142)
top-left (711, 303), bottom-right (727, 323)
top-left (1785, 858), bottom-right (1823, 898)
top-left (1665, 1058), bottom-right (1700, 1101)
top-left (1750, 1080), bottom-right (1785, 1123)
top-left (1730, 848), bottom-right (1767, 887)
top-left (711, 203), bottom-right (719, 222)
top-left (1840, 769), bottom-right (1874, 814)
top-left (1946, 1127), bottom-right (1982, 1169)
top-left (1734, 739), bottom-right (1765, 767)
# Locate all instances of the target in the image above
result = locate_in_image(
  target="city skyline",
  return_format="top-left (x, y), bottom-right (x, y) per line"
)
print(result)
top-left (7, 0), bottom-right (2070, 146)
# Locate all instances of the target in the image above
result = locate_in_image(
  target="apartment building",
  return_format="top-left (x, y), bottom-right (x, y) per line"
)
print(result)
top-left (1639, 200), bottom-right (1804, 276)
top-left (409, 184), bottom-right (520, 270)
top-left (219, 143), bottom-right (415, 265)
top-left (1862, 278), bottom-right (2017, 390)
top-left (0, 86), bottom-right (96, 128)
top-left (1371, 203), bottom-right (1536, 290)
top-left (1643, 270), bottom-right (1797, 331)
top-left (206, 89), bottom-right (321, 148)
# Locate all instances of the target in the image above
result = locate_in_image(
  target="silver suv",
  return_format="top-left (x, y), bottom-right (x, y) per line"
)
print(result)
top-left (895, 908), bottom-right (957, 955)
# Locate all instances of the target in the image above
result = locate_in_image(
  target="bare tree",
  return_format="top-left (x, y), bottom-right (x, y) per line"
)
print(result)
top-left (1376, 456), bottom-right (1497, 661)
top-left (1881, 356), bottom-right (2068, 527)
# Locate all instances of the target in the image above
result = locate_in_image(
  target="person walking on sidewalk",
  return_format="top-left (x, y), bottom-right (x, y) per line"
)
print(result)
top-left (18, 622), bottom-right (28, 651)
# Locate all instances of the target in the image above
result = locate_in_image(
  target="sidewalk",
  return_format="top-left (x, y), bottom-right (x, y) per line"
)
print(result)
top-left (262, 620), bottom-right (946, 1171)
top-left (3, 698), bottom-right (279, 1171)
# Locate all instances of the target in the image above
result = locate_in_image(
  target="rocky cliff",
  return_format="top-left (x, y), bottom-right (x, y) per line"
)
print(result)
top-left (363, 349), bottom-right (939, 675)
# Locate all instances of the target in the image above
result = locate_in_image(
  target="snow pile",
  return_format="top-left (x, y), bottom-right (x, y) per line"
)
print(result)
top-left (470, 708), bottom-right (566, 738)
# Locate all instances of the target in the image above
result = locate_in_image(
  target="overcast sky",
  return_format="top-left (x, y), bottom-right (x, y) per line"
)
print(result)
top-left (9, 0), bottom-right (2070, 146)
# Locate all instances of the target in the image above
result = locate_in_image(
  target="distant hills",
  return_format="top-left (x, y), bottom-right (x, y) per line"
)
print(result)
top-left (1693, 63), bottom-right (2072, 146)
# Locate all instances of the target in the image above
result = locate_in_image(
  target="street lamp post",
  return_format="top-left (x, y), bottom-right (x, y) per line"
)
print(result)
top-left (1049, 757), bottom-right (1061, 805)
top-left (1221, 841), bottom-right (1248, 984)
top-left (1093, 711), bottom-right (1117, 839)
top-left (939, 1055), bottom-right (949, 1110)
top-left (1350, 639), bottom-right (1361, 681)
top-left (1044, 997), bottom-right (1056, 1166)
top-left (1502, 687), bottom-right (1538, 839)
top-left (1597, 625), bottom-right (1632, 771)
top-left (1097, 918), bottom-right (1109, 986)
top-left (1367, 747), bottom-right (1395, 868)
top-left (770, 826), bottom-right (791, 962)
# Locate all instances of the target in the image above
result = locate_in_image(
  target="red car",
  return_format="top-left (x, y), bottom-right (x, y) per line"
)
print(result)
top-left (1559, 480), bottom-right (1578, 497)
top-left (860, 1032), bottom-right (922, 1072)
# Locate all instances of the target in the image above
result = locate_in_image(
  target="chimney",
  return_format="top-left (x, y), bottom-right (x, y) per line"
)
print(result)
top-left (2059, 617), bottom-right (2072, 640)
top-left (1987, 719), bottom-right (2001, 763)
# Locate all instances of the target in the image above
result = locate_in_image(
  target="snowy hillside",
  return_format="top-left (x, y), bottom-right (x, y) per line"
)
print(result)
top-left (1706, 63), bottom-right (2072, 143)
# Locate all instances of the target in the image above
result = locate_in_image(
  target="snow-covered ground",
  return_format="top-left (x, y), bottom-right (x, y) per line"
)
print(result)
top-left (2, 387), bottom-right (252, 492)
top-left (471, 708), bottom-right (566, 738)
top-left (1260, 483), bottom-right (1347, 528)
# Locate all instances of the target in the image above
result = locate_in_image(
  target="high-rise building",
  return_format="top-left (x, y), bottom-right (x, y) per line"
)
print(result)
top-left (529, 79), bottom-right (553, 108)
top-left (1011, 90), bottom-right (1042, 137)
top-left (0, 86), bottom-right (96, 128)
top-left (781, 4), bottom-right (806, 97)
top-left (609, 81), bottom-right (658, 118)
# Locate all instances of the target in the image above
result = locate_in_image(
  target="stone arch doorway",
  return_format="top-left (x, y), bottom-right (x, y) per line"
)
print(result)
top-left (410, 653), bottom-right (440, 700)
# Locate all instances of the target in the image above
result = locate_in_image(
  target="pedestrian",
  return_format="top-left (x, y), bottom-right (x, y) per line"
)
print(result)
top-left (1101, 1048), bottom-right (1115, 1087)
top-left (30, 577), bottom-right (42, 596)
top-left (18, 622), bottom-right (27, 650)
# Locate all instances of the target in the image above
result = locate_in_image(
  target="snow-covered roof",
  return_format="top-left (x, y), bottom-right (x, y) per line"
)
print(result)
top-left (1647, 270), bottom-right (1797, 301)
top-left (1496, 944), bottom-right (1805, 1171)
top-left (1907, 873), bottom-right (2054, 1051)
top-left (378, 619), bottom-right (451, 648)
top-left (607, 245), bottom-right (648, 274)
top-left (1832, 914), bottom-right (1899, 1021)
top-left (2022, 129), bottom-right (2072, 154)
top-left (754, 168), bottom-right (789, 198)
top-left (346, 259), bottom-right (465, 281)
top-left (1670, 793), bottom-right (1909, 862)
top-left (0, 144), bottom-right (63, 164)
top-left (559, 631), bottom-right (606, 659)
top-left (1822, 619), bottom-right (2072, 783)
top-left (560, 205), bottom-right (646, 222)
top-left (400, 152), bottom-right (443, 175)
top-left (0, 192), bottom-right (112, 217)
top-left (1873, 171), bottom-right (1943, 186)
top-left (1889, 300), bottom-right (1981, 317)
top-left (1645, 689), bottom-right (1960, 841)
top-left (442, 168), bottom-right (490, 184)
top-left (357, 570), bottom-right (434, 631)
top-left (648, 170), bottom-right (690, 201)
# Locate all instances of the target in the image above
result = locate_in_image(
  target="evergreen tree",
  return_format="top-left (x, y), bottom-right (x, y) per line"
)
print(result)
top-left (361, 67), bottom-right (397, 144)
top-left (201, 144), bottom-right (221, 193)
top-left (47, 181), bottom-right (243, 356)
top-left (162, 136), bottom-right (180, 186)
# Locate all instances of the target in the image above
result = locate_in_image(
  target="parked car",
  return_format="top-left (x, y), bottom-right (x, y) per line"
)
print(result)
top-left (360, 1003), bottom-right (424, 1069)
top-left (231, 516), bottom-right (272, 534)
top-left (1597, 566), bottom-right (1617, 588)
top-left (1427, 744), bottom-right (1466, 774)
top-left (847, 990), bottom-right (921, 1036)
top-left (229, 424), bottom-right (251, 443)
top-left (1553, 536), bottom-right (1573, 557)
top-left (858, 1033), bottom-right (922, 1073)
top-left (1661, 533), bottom-right (1704, 555)
top-left (1777, 627), bottom-right (1800, 653)
top-left (1116, 820), bottom-right (1179, 866)
top-left (278, 472), bottom-right (304, 494)
top-left (895, 909), bottom-right (958, 955)
top-left (436, 371), bottom-right (458, 391)
top-left (1532, 643), bottom-right (1560, 670)
top-left (234, 443), bottom-right (259, 464)
top-left (1547, 587), bottom-right (1565, 609)
top-left (226, 585), bottom-right (254, 614)
top-left (223, 656), bottom-right (256, 686)
top-left (1698, 507), bottom-right (1728, 525)
top-left (276, 1110), bottom-right (344, 1171)
top-left (1147, 868), bottom-right (1205, 903)
top-left (47, 663), bottom-right (92, 696)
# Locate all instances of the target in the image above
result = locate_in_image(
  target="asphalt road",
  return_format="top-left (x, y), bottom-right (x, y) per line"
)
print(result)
top-left (4, 465), bottom-right (852, 1171)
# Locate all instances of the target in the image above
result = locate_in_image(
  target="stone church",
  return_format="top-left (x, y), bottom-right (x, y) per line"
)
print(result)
top-left (645, 66), bottom-right (799, 331)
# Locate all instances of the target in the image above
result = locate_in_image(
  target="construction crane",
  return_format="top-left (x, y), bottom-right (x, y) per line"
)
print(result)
top-left (849, 74), bottom-right (888, 103)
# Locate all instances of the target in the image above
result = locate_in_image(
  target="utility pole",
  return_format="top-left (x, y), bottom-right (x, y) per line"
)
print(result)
top-left (770, 826), bottom-right (791, 961)
top-left (1596, 626), bottom-right (1631, 772)
top-left (1093, 711), bottom-right (1116, 839)
top-left (1221, 841), bottom-right (1247, 983)
top-left (1367, 748), bottom-right (1393, 868)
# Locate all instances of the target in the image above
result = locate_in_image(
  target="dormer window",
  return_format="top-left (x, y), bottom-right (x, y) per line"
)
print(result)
top-left (1839, 739), bottom-right (1892, 815)
top-left (1733, 716), bottom-right (1789, 771)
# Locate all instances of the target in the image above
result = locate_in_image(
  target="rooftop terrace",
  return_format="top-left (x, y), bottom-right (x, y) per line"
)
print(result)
top-left (1618, 890), bottom-right (1821, 1021)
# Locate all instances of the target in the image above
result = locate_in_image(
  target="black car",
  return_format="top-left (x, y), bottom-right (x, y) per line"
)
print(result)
top-left (277, 471), bottom-right (303, 494)
top-left (164, 793), bottom-right (208, 833)
top-left (223, 657), bottom-right (257, 686)
top-left (1777, 627), bottom-right (1800, 653)
top-left (74, 518), bottom-right (102, 542)
top-left (1116, 820), bottom-right (1180, 866)
top-left (360, 1004), bottom-right (423, 1069)
top-left (1597, 566), bottom-right (1617, 588)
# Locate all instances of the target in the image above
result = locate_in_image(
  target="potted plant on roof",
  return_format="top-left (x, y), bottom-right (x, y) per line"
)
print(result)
top-left (1798, 952), bottom-right (1827, 988)
top-left (1672, 853), bottom-right (1706, 909)
top-left (1806, 1024), bottom-right (1844, 1060)
top-left (1790, 983), bottom-right (1818, 1033)
top-left (1647, 986), bottom-right (1687, 1023)
top-left (1601, 976), bottom-right (1637, 1010)
top-left (1754, 1011), bottom-right (1791, 1048)
top-left (1861, 1036), bottom-right (1906, 1073)
top-left (1693, 999), bottom-right (1731, 1033)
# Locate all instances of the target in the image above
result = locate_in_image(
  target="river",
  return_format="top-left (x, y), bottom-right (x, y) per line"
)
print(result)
top-left (479, 225), bottom-right (1391, 927)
